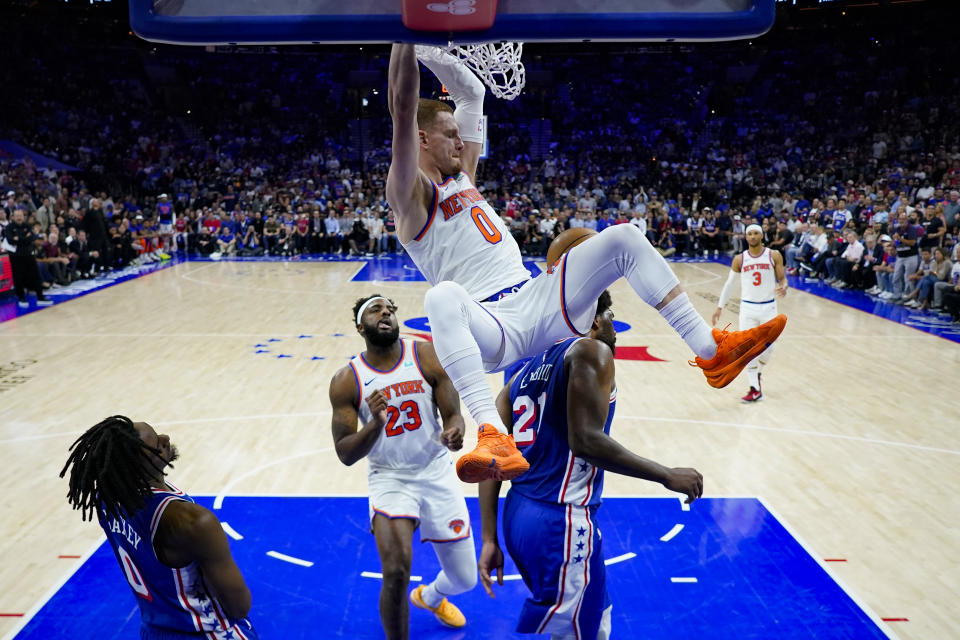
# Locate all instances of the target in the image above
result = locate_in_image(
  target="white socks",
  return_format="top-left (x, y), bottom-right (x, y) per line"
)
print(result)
top-left (748, 362), bottom-right (763, 391)
top-left (658, 293), bottom-right (717, 360)
top-left (424, 281), bottom-right (509, 435)
top-left (422, 536), bottom-right (478, 607)
top-left (442, 347), bottom-right (508, 434)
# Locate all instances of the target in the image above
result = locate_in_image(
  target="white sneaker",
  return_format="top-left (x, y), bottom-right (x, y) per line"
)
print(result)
top-left (904, 299), bottom-right (919, 308)
top-left (17, 300), bottom-right (29, 308)
top-left (210, 252), bottom-right (222, 260)
top-left (36, 298), bottom-right (53, 306)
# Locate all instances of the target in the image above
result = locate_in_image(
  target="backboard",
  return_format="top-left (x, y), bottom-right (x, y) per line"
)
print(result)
top-left (130, 0), bottom-right (776, 46)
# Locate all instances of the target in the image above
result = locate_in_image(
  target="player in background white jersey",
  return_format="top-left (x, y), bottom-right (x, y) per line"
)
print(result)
top-left (329, 294), bottom-right (477, 639)
top-left (386, 44), bottom-right (786, 484)
top-left (712, 224), bottom-right (789, 402)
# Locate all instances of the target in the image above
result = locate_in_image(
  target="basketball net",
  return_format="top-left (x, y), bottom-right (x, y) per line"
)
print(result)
top-left (420, 42), bottom-right (526, 101)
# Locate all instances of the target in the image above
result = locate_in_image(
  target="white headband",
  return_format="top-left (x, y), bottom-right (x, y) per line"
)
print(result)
top-left (745, 224), bottom-right (763, 234)
top-left (356, 296), bottom-right (390, 326)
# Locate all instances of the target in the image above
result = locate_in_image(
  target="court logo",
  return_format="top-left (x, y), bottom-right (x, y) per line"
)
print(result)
top-left (448, 518), bottom-right (466, 534)
top-left (427, 0), bottom-right (476, 15)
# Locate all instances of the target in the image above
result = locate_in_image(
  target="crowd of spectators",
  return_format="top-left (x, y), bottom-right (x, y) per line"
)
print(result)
top-left (1, 4), bottom-right (959, 319)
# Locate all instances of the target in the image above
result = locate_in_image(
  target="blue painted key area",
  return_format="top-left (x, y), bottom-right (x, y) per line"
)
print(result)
top-left (14, 497), bottom-right (888, 639)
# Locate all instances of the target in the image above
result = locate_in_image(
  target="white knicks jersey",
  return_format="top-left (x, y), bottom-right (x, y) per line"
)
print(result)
top-left (740, 247), bottom-right (777, 304)
top-left (402, 172), bottom-right (530, 301)
top-left (348, 339), bottom-right (447, 473)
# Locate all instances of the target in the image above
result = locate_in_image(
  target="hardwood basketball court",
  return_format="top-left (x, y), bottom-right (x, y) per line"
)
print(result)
top-left (1, 258), bottom-right (957, 639)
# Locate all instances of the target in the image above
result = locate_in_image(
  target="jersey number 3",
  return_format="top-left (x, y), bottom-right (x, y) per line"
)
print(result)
top-left (752, 272), bottom-right (762, 286)
top-left (384, 400), bottom-right (423, 437)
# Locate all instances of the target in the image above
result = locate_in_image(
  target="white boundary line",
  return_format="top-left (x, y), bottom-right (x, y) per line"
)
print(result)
top-left (8, 410), bottom-right (957, 457)
top-left (213, 447), bottom-right (335, 510)
top-left (266, 551), bottom-right (314, 568)
top-left (604, 552), bottom-right (637, 566)
top-left (757, 497), bottom-right (899, 640)
top-left (1, 536), bottom-right (104, 640)
top-left (680, 262), bottom-right (723, 288)
top-left (362, 551), bottom-right (642, 586)
top-left (660, 524), bottom-right (685, 542)
top-left (670, 577), bottom-right (698, 583)
top-left (220, 522), bottom-right (244, 541)
top-left (361, 571), bottom-right (423, 582)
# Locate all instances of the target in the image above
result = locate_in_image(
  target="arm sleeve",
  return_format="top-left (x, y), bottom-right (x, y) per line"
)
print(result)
top-left (718, 270), bottom-right (738, 308)
top-left (415, 46), bottom-right (486, 144)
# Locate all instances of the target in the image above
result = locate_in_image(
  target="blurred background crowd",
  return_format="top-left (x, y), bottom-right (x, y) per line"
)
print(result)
top-left (1, 0), bottom-right (957, 317)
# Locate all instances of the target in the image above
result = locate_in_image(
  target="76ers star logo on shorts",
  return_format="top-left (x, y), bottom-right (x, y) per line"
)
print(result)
top-left (448, 518), bottom-right (465, 534)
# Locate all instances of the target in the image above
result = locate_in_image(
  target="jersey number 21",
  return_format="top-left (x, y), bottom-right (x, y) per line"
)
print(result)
top-left (512, 393), bottom-right (546, 446)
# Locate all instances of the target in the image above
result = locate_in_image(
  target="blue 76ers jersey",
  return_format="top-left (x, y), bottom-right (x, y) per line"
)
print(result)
top-left (508, 338), bottom-right (616, 507)
top-left (98, 482), bottom-right (257, 639)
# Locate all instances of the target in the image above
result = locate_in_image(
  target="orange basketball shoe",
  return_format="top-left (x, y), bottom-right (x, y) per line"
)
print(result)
top-left (409, 585), bottom-right (466, 628)
top-left (455, 424), bottom-right (529, 483)
top-left (692, 315), bottom-right (787, 389)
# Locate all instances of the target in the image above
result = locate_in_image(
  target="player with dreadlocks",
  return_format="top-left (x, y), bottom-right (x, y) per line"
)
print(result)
top-left (61, 416), bottom-right (259, 639)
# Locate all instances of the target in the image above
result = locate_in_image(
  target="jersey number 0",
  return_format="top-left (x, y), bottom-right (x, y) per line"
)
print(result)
top-left (471, 206), bottom-right (502, 244)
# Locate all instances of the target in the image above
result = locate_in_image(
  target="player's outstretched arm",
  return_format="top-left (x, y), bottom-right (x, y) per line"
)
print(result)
top-left (329, 368), bottom-right (385, 466)
top-left (565, 340), bottom-right (703, 504)
top-left (415, 46), bottom-right (485, 179)
top-left (713, 253), bottom-right (743, 326)
top-left (160, 502), bottom-right (252, 619)
top-left (415, 342), bottom-right (465, 451)
top-left (476, 379), bottom-right (516, 597)
top-left (386, 44), bottom-right (428, 232)
top-left (772, 249), bottom-right (788, 296)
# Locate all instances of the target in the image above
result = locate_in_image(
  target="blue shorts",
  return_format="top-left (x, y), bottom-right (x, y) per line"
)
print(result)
top-left (140, 620), bottom-right (259, 640)
top-left (503, 490), bottom-right (610, 638)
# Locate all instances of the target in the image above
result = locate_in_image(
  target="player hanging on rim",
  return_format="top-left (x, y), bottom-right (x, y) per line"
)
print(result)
top-left (385, 44), bottom-right (786, 484)
top-left (329, 294), bottom-right (478, 639)
top-left (712, 224), bottom-right (788, 403)
top-left (60, 416), bottom-right (258, 640)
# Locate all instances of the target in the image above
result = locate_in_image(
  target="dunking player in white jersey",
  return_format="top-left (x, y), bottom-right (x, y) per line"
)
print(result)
top-left (712, 224), bottom-right (788, 402)
top-left (329, 295), bottom-right (477, 639)
top-left (386, 44), bottom-right (786, 484)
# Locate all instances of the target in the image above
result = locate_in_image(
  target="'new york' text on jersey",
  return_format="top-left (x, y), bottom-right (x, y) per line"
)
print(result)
top-left (349, 338), bottom-right (448, 473)
top-left (402, 172), bottom-right (530, 301)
